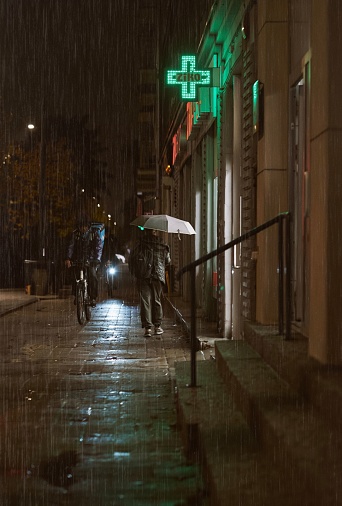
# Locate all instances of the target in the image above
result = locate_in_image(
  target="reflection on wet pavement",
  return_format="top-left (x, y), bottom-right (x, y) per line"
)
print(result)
top-left (0, 294), bottom-right (207, 505)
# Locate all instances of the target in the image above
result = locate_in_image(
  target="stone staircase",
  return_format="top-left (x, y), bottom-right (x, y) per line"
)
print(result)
top-left (174, 324), bottom-right (342, 505)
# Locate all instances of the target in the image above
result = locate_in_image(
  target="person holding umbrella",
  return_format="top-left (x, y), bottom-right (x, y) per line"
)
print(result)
top-left (129, 229), bottom-right (171, 337)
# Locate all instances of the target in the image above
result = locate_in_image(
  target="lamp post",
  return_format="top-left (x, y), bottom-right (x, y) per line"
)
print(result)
top-left (39, 105), bottom-right (46, 260)
top-left (27, 113), bottom-right (46, 260)
top-left (26, 114), bottom-right (47, 296)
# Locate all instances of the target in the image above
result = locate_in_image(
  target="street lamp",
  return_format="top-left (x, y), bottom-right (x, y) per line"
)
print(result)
top-left (27, 110), bottom-right (46, 260)
top-left (24, 118), bottom-right (47, 296)
top-left (38, 104), bottom-right (46, 260)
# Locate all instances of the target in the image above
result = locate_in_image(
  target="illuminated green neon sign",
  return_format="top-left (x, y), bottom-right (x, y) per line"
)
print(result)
top-left (166, 55), bottom-right (211, 101)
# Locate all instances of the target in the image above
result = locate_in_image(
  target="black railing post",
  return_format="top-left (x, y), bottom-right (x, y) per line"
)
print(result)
top-left (278, 216), bottom-right (284, 335)
top-left (189, 267), bottom-right (197, 387)
top-left (176, 212), bottom-right (292, 381)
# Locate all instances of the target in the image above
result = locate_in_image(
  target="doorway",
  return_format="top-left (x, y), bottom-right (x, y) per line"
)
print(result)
top-left (289, 72), bottom-right (310, 328)
top-left (231, 76), bottom-right (242, 338)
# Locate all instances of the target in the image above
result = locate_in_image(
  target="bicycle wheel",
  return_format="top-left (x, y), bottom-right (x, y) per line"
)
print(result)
top-left (76, 284), bottom-right (86, 325)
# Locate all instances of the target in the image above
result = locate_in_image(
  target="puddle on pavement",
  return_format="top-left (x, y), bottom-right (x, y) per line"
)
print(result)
top-left (28, 450), bottom-right (79, 489)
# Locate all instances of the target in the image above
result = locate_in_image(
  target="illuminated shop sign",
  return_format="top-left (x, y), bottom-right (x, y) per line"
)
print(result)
top-left (166, 55), bottom-right (211, 101)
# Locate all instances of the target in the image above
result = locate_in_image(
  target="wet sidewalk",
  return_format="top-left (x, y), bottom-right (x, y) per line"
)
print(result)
top-left (0, 288), bottom-right (40, 316)
top-left (0, 287), bottom-right (209, 505)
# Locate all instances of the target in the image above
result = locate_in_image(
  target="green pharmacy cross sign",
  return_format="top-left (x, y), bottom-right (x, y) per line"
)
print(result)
top-left (166, 55), bottom-right (211, 101)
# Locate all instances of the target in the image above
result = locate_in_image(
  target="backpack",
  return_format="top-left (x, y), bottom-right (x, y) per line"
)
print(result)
top-left (89, 222), bottom-right (105, 261)
top-left (129, 242), bottom-right (153, 279)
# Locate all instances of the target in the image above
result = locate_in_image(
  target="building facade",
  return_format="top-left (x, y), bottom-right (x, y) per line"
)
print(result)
top-left (158, 0), bottom-right (342, 366)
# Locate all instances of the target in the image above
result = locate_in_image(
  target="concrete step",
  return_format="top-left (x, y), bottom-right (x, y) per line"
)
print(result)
top-left (244, 321), bottom-right (342, 430)
top-left (175, 360), bottom-right (316, 506)
top-left (215, 340), bottom-right (342, 505)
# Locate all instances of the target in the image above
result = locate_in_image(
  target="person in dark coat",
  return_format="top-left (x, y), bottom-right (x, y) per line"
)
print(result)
top-left (65, 215), bottom-right (103, 307)
top-left (101, 230), bottom-right (120, 290)
top-left (101, 230), bottom-right (120, 266)
top-left (131, 229), bottom-right (171, 337)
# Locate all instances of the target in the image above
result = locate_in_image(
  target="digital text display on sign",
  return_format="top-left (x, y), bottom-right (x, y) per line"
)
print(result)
top-left (166, 55), bottom-right (211, 101)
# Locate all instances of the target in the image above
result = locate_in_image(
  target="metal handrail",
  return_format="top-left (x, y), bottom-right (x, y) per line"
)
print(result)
top-left (176, 212), bottom-right (291, 387)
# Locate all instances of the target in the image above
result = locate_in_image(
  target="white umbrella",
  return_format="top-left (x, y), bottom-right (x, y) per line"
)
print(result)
top-left (130, 214), bottom-right (196, 235)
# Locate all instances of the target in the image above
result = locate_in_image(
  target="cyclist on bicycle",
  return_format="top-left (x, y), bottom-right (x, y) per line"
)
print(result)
top-left (65, 215), bottom-right (103, 307)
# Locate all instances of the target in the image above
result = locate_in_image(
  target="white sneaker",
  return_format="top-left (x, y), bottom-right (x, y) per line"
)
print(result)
top-left (144, 328), bottom-right (152, 337)
top-left (154, 326), bottom-right (164, 335)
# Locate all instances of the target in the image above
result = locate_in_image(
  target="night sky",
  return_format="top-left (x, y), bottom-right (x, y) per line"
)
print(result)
top-left (0, 0), bottom-right (140, 220)
top-left (0, 0), bottom-right (212, 223)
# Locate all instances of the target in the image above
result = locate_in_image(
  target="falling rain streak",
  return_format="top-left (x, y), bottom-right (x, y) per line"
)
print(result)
top-left (0, 1), bottom-right (210, 503)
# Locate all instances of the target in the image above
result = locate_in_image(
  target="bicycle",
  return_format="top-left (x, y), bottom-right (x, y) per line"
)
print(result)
top-left (72, 261), bottom-right (92, 325)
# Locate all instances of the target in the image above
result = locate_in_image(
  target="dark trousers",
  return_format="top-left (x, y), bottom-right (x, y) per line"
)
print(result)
top-left (87, 265), bottom-right (99, 299)
top-left (138, 278), bottom-right (163, 329)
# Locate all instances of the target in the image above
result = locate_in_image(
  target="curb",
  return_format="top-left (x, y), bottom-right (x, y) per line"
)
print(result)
top-left (0, 297), bottom-right (39, 318)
